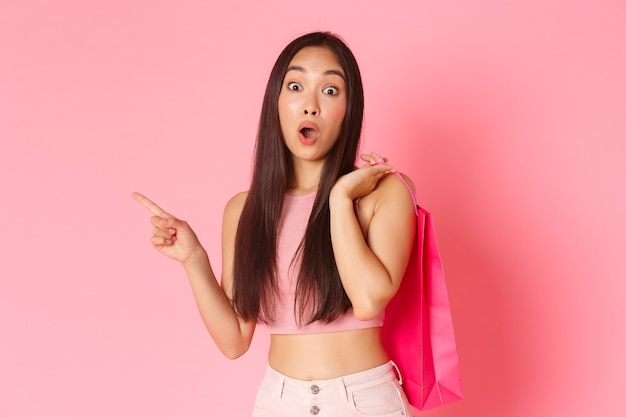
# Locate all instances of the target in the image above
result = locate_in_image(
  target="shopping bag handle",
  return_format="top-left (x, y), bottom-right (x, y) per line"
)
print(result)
top-left (371, 161), bottom-right (420, 214)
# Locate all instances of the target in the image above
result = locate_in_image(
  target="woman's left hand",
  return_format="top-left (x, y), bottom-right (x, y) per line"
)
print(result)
top-left (359, 151), bottom-right (388, 166)
top-left (331, 151), bottom-right (395, 201)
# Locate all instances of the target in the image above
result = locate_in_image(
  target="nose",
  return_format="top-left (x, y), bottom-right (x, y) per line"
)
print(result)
top-left (303, 93), bottom-right (319, 116)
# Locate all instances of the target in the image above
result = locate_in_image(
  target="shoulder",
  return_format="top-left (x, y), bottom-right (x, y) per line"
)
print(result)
top-left (224, 191), bottom-right (248, 215)
top-left (356, 173), bottom-right (416, 235)
top-left (372, 172), bottom-right (416, 212)
top-left (223, 191), bottom-right (249, 229)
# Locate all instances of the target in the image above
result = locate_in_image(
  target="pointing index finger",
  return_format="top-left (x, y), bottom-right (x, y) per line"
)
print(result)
top-left (132, 192), bottom-right (171, 218)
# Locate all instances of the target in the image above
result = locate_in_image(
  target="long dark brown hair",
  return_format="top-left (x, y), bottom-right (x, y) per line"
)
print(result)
top-left (232, 32), bottom-right (365, 324)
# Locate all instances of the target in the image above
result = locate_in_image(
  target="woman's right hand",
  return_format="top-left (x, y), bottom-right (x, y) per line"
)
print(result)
top-left (132, 192), bottom-right (205, 265)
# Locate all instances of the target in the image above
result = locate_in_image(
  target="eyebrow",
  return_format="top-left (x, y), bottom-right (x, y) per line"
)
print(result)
top-left (286, 65), bottom-right (346, 81)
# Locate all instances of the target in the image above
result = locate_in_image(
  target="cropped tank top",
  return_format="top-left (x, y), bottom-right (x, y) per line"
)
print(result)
top-left (266, 192), bottom-right (384, 335)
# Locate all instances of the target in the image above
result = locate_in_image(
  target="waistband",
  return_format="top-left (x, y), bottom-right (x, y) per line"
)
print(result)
top-left (261, 361), bottom-right (402, 404)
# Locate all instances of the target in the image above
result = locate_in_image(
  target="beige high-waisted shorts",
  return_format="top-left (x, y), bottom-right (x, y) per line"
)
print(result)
top-left (252, 361), bottom-right (412, 417)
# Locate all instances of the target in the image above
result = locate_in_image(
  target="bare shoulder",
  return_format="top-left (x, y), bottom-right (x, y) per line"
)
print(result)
top-left (374, 172), bottom-right (415, 210)
top-left (357, 173), bottom-right (416, 235)
top-left (222, 191), bottom-right (249, 240)
top-left (223, 191), bottom-right (249, 220)
top-left (221, 191), bottom-right (249, 284)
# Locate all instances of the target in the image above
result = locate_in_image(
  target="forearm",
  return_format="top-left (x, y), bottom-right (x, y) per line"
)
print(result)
top-left (182, 250), bottom-right (253, 358)
top-left (329, 194), bottom-right (394, 320)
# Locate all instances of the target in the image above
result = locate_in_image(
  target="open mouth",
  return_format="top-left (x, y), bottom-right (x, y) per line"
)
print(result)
top-left (300, 127), bottom-right (317, 139)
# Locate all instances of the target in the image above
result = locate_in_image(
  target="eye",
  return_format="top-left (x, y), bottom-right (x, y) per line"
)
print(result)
top-left (323, 86), bottom-right (339, 96)
top-left (287, 82), bottom-right (302, 91)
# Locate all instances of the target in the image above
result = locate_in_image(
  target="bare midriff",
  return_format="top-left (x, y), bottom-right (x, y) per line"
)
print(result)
top-left (268, 327), bottom-right (389, 380)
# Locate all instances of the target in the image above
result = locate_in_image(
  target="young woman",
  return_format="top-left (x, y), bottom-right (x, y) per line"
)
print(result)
top-left (134, 31), bottom-right (416, 416)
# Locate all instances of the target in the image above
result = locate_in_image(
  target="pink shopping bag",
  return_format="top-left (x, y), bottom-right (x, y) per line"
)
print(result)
top-left (381, 173), bottom-right (463, 411)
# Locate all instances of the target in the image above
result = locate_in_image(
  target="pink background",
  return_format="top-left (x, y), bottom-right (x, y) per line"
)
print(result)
top-left (1, 1), bottom-right (625, 416)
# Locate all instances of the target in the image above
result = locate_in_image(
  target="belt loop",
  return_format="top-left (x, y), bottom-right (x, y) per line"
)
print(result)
top-left (390, 360), bottom-right (403, 386)
top-left (274, 373), bottom-right (285, 402)
top-left (337, 377), bottom-right (348, 405)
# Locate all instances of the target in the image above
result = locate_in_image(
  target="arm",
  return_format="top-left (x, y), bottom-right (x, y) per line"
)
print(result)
top-left (132, 192), bottom-right (255, 359)
top-left (328, 162), bottom-right (416, 321)
top-left (217, 192), bottom-right (256, 358)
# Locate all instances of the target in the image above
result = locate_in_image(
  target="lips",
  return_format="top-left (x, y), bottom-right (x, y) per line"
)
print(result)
top-left (298, 122), bottom-right (319, 144)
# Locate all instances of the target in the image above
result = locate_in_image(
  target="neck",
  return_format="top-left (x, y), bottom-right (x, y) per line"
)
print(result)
top-left (288, 158), bottom-right (324, 195)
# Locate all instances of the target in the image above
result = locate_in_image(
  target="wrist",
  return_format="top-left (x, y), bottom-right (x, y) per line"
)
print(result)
top-left (182, 247), bottom-right (210, 271)
top-left (329, 187), bottom-right (354, 210)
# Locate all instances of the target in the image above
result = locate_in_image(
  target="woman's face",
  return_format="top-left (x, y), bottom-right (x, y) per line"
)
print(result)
top-left (278, 46), bottom-right (347, 164)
